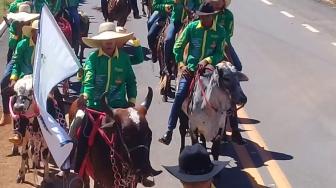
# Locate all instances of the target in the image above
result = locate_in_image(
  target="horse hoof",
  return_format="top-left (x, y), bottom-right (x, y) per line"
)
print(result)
top-left (12, 146), bottom-right (20, 156)
top-left (16, 175), bottom-right (25, 183)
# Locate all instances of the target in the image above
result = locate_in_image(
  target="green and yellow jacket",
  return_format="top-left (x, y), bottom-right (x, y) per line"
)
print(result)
top-left (215, 9), bottom-right (234, 44)
top-left (10, 37), bottom-right (35, 80)
top-left (82, 48), bottom-right (137, 110)
top-left (171, 0), bottom-right (200, 24)
top-left (8, 0), bottom-right (30, 13)
top-left (152, 0), bottom-right (174, 16)
top-left (173, 20), bottom-right (227, 72)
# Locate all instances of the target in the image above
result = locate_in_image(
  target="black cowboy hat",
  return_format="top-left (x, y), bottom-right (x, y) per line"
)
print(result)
top-left (163, 144), bottom-right (228, 183)
top-left (196, 2), bottom-right (219, 16)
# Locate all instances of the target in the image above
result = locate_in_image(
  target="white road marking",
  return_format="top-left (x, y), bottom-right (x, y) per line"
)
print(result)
top-left (332, 42), bottom-right (336, 47)
top-left (302, 24), bottom-right (320, 33)
top-left (128, 108), bottom-right (140, 124)
top-left (280, 11), bottom-right (295, 18)
top-left (261, 0), bottom-right (273, 5)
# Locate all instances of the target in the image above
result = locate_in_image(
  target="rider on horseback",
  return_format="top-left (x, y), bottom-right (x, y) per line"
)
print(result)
top-left (159, 2), bottom-right (228, 145)
top-left (78, 22), bottom-right (137, 110)
top-left (163, 0), bottom-right (200, 75)
top-left (62, 0), bottom-right (81, 54)
top-left (0, 4), bottom-right (38, 127)
top-left (147, 0), bottom-right (174, 63)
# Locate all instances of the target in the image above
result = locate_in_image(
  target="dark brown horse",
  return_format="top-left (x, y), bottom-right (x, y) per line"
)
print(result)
top-left (101, 0), bottom-right (131, 27)
top-left (68, 87), bottom-right (161, 188)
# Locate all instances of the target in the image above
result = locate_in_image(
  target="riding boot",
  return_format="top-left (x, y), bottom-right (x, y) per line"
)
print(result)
top-left (158, 130), bottom-right (173, 145)
top-left (0, 113), bottom-right (12, 126)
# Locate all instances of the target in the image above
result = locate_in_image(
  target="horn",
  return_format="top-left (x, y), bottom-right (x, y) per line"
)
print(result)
top-left (100, 92), bottom-right (114, 117)
top-left (141, 87), bottom-right (153, 111)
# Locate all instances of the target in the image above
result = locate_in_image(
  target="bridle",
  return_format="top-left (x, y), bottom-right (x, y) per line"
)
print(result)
top-left (9, 95), bottom-right (38, 120)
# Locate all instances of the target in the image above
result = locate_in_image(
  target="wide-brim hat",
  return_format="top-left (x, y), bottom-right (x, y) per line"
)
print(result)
top-left (6, 4), bottom-right (39, 22)
top-left (162, 144), bottom-right (228, 183)
top-left (82, 22), bottom-right (134, 48)
top-left (22, 20), bottom-right (39, 37)
top-left (196, 2), bottom-right (219, 16)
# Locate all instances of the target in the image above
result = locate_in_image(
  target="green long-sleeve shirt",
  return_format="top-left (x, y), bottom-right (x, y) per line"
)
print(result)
top-left (34, 0), bottom-right (61, 14)
top-left (173, 20), bottom-right (227, 72)
top-left (152, 0), bottom-right (174, 16)
top-left (215, 9), bottom-right (233, 44)
top-left (8, 0), bottom-right (30, 13)
top-left (63, 0), bottom-right (79, 8)
top-left (10, 37), bottom-right (35, 80)
top-left (8, 22), bottom-right (21, 50)
top-left (171, 0), bottom-right (200, 24)
top-left (82, 48), bottom-right (137, 110)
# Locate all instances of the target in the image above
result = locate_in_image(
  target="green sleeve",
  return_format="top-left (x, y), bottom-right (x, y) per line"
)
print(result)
top-left (11, 40), bottom-right (26, 80)
top-left (50, 0), bottom-right (61, 15)
top-left (173, 23), bottom-right (191, 63)
top-left (228, 11), bottom-right (234, 38)
top-left (129, 46), bottom-right (144, 65)
top-left (125, 55), bottom-right (137, 102)
top-left (153, 0), bottom-right (173, 12)
top-left (193, 0), bottom-right (201, 11)
top-left (8, 23), bottom-right (19, 49)
top-left (9, 1), bottom-right (19, 13)
top-left (208, 31), bottom-right (225, 65)
top-left (82, 53), bottom-right (95, 100)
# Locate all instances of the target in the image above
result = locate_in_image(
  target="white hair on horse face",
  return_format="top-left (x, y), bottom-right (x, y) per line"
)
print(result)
top-left (14, 75), bottom-right (33, 96)
top-left (216, 61), bottom-right (237, 75)
top-left (128, 108), bottom-right (140, 124)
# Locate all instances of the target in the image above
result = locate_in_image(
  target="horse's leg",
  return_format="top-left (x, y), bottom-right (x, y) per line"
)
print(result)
top-left (179, 111), bottom-right (189, 153)
top-left (200, 134), bottom-right (206, 148)
top-left (211, 135), bottom-right (221, 161)
top-left (16, 134), bottom-right (29, 183)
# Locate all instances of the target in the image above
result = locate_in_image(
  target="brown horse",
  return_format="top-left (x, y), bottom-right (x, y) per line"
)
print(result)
top-left (103, 0), bottom-right (131, 27)
top-left (68, 87), bottom-right (161, 188)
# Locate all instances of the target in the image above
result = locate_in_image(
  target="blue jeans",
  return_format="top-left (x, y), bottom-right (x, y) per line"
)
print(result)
top-left (147, 12), bottom-right (166, 50)
top-left (228, 43), bottom-right (242, 71)
top-left (1, 61), bottom-right (14, 114)
top-left (168, 77), bottom-right (192, 131)
top-left (164, 21), bottom-right (182, 73)
top-left (67, 6), bottom-right (80, 53)
top-left (147, 11), bottom-right (159, 31)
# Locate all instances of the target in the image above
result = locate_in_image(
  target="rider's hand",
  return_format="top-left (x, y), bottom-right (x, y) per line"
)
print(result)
top-left (165, 5), bottom-right (172, 13)
top-left (198, 59), bottom-right (209, 69)
top-left (9, 80), bottom-right (16, 89)
top-left (77, 94), bottom-right (87, 110)
top-left (178, 62), bottom-right (186, 70)
top-left (128, 101), bottom-right (135, 107)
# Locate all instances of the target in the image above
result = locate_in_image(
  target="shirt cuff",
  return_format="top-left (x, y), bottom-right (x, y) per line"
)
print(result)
top-left (82, 93), bottom-right (89, 99)
top-left (129, 39), bottom-right (141, 47)
top-left (128, 98), bottom-right (136, 104)
top-left (204, 57), bottom-right (212, 64)
top-left (10, 75), bottom-right (18, 81)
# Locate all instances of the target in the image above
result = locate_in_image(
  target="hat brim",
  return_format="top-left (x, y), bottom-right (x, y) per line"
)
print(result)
top-left (163, 161), bottom-right (228, 183)
top-left (7, 12), bottom-right (39, 22)
top-left (82, 31), bottom-right (134, 48)
top-left (196, 11), bottom-right (219, 16)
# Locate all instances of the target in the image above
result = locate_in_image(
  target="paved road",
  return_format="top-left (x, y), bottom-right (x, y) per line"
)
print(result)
top-left (1, 0), bottom-right (336, 187)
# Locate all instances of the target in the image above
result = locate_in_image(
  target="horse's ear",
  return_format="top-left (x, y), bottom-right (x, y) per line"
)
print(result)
top-left (237, 72), bottom-right (249, 82)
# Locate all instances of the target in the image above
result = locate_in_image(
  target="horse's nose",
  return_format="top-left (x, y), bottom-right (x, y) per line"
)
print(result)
top-left (14, 103), bottom-right (25, 112)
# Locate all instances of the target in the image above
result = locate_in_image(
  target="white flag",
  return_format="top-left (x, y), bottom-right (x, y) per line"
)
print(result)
top-left (33, 6), bottom-right (80, 168)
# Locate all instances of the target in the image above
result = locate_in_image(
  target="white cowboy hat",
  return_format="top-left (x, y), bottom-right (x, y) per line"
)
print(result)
top-left (22, 20), bottom-right (39, 37)
top-left (6, 4), bottom-right (39, 22)
top-left (82, 22), bottom-right (134, 48)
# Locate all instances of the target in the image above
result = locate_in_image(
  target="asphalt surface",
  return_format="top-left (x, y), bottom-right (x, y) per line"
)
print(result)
top-left (1, 0), bottom-right (336, 187)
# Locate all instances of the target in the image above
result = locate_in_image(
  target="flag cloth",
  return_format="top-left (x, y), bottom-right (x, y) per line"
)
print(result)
top-left (33, 5), bottom-right (80, 168)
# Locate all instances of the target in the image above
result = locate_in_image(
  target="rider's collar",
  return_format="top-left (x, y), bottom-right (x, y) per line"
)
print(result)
top-left (98, 48), bottom-right (119, 59)
top-left (196, 20), bottom-right (217, 31)
top-left (29, 37), bottom-right (35, 47)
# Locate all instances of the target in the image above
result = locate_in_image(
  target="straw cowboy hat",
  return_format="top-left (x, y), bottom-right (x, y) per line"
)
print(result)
top-left (6, 4), bottom-right (39, 22)
top-left (22, 20), bottom-right (39, 37)
top-left (82, 22), bottom-right (134, 48)
top-left (196, 2), bottom-right (219, 16)
top-left (163, 144), bottom-right (228, 183)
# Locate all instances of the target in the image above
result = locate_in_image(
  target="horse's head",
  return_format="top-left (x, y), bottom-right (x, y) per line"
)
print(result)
top-left (100, 87), bottom-right (162, 185)
top-left (215, 62), bottom-right (248, 105)
top-left (12, 75), bottom-right (34, 113)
